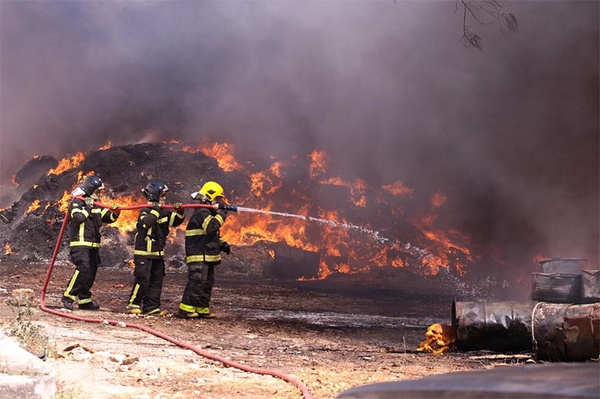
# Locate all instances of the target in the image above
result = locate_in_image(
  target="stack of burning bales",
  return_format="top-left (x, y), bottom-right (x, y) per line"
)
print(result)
top-left (453, 257), bottom-right (599, 361)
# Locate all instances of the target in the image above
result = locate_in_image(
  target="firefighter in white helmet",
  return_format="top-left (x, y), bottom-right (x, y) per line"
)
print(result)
top-left (178, 181), bottom-right (231, 319)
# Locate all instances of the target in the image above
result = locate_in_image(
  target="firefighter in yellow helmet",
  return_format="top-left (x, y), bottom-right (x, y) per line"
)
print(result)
top-left (61, 175), bottom-right (120, 311)
top-left (178, 181), bottom-right (231, 319)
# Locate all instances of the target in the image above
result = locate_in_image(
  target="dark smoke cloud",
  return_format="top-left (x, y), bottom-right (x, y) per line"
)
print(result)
top-left (1, 1), bottom-right (598, 266)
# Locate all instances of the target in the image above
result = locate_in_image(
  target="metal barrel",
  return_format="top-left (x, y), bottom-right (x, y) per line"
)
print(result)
top-left (531, 273), bottom-right (582, 303)
top-left (538, 258), bottom-right (587, 274)
top-left (452, 301), bottom-right (536, 352)
top-left (581, 270), bottom-right (600, 303)
top-left (453, 301), bottom-right (600, 360)
top-left (533, 302), bottom-right (600, 361)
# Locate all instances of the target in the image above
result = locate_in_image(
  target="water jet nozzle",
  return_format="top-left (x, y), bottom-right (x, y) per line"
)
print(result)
top-left (217, 204), bottom-right (238, 212)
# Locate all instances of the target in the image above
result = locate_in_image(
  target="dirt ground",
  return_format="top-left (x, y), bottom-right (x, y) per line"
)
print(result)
top-left (0, 259), bottom-right (530, 399)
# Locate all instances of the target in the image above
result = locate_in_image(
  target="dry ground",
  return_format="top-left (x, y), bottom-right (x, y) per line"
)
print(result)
top-left (0, 260), bottom-right (528, 399)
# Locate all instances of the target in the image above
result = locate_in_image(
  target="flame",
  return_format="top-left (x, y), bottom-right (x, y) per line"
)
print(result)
top-left (26, 199), bottom-right (41, 214)
top-left (185, 142), bottom-right (244, 172)
top-left (319, 177), bottom-right (368, 207)
top-left (308, 150), bottom-right (328, 178)
top-left (4, 242), bottom-right (12, 254)
top-left (431, 192), bottom-right (447, 208)
top-left (105, 193), bottom-right (145, 235)
top-left (382, 181), bottom-right (414, 197)
top-left (56, 190), bottom-right (72, 213)
top-left (249, 166), bottom-right (284, 197)
top-left (48, 152), bottom-right (85, 176)
top-left (35, 141), bottom-right (478, 280)
top-left (416, 323), bottom-right (456, 354)
top-left (99, 141), bottom-right (112, 150)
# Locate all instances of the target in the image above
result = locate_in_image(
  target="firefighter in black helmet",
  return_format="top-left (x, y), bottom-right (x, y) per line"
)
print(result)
top-left (61, 175), bottom-right (120, 311)
top-left (178, 181), bottom-right (231, 319)
top-left (127, 181), bottom-right (185, 316)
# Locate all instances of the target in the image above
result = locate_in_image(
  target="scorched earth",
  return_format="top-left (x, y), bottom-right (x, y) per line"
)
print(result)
top-left (0, 247), bottom-right (534, 399)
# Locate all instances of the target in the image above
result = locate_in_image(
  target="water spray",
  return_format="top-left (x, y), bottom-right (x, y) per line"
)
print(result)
top-left (234, 205), bottom-right (436, 264)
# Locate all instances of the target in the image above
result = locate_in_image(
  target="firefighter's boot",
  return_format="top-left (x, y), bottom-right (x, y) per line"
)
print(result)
top-left (144, 308), bottom-right (169, 317)
top-left (61, 297), bottom-right (74, 311)
top-left (127, 305), bottom-right (142, 315)
top-left (177, 310), bottom-right (199, 319)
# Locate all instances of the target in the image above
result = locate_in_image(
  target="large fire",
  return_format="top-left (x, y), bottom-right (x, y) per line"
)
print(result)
top-left (29, 141), bottom-right (477, 280)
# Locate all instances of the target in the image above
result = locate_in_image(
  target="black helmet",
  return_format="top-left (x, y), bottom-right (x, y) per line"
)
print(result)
top-left (79, 175), bottom-right (105, 196)
top-left (142, 181), bottom-right (169, 203)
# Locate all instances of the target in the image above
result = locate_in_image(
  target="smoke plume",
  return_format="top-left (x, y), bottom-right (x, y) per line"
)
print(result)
top-left (1, 1), bottom-right (598, 267)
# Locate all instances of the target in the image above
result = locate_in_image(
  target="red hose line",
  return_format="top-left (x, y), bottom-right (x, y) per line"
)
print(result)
top-left (39, 199), bottom-right (313, 399)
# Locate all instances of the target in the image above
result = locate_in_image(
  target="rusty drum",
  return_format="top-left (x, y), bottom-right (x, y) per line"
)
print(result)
top-left (452, 301), bottom-right (536, 352)
top-left (533, 302), bottom-right (600, 361)
top-left (538, 258), bottom-right (587, 274)
top-left (581, 270), bottom-right (600, 303)
top-left (531, 273), bottom-right (581, 303)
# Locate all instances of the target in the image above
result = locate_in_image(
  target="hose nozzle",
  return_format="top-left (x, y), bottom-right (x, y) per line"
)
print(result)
top-left (216, 204), bottom-right (238, 212)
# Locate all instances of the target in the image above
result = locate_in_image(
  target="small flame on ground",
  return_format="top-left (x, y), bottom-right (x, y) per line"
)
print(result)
top-left (4, 242), bottom-right (12, 255)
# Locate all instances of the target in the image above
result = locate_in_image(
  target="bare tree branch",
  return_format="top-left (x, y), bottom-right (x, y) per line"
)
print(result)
top-left (457, 0), bottom-right (518, 51)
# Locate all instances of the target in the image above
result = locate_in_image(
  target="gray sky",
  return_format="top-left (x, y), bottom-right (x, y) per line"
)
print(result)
top-left (1, 1), bottom-right (598, 266)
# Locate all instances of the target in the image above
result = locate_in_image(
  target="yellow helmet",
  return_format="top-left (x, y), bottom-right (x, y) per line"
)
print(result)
top-left (197, 181), bottom-right (225, 202)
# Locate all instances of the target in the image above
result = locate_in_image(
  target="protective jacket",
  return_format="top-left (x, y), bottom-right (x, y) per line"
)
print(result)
top-left (68, 198), bottom-right (119, 248)
top-left (185, 207), bottom-right (228, 264)
top-left (134, 206), bottom-right (185, 258)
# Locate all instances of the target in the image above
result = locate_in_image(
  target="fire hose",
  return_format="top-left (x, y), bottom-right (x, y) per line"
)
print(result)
top-left (40, 198), bottom-right (313, 399)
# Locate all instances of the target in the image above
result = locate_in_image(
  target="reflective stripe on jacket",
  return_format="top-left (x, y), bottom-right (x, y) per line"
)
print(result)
top-left (185, 206), bottom-right (227, 264)
top-left (133, 206), bottom-right (185, 258)
top-left (68, 198), bottom-right (119, 248)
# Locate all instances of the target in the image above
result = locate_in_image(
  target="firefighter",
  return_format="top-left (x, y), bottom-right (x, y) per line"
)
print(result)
top-left (127, 181), bottom-right (185, 316)
top-left (178, 181), bottom-right (231, 319)
top-left (61, 175), bottom-right (120, 311)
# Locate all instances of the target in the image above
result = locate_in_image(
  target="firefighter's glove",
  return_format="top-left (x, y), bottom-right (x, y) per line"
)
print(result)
top-left (111, 204), bottom-right (121, 215)
top-left (85, 197), bottom-right (94, 207)
top-left (173, 202), bottom-right (182, 210)
top-left (220, 242), bottom-right (231, 254)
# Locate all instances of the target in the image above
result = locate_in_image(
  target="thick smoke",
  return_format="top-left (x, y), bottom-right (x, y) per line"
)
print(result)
top-left (1, 1), bottom-right (598, 267)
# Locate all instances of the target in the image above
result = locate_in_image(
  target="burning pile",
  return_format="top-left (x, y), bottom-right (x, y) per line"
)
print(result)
top-left (0, 141), bottom-right (481, 283)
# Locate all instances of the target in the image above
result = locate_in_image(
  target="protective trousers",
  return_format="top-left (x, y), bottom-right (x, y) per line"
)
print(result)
top-left (128, 257), bottom-right (165, 313)
top-left (63, 248), bottom-right (100, 304)
top-left (180, 262), bottom-right (215, 313)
